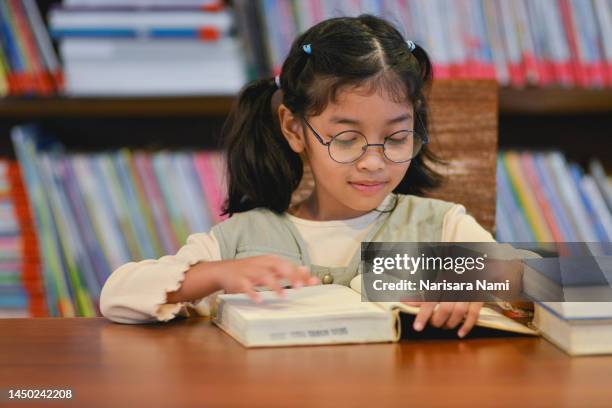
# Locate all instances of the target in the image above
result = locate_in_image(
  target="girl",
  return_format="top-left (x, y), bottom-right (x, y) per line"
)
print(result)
top-left (100, 15), bottom-right (496, 338)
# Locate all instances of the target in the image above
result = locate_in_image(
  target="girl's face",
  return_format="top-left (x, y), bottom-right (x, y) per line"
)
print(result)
top-left (280, 85), bottom-right (414, 220)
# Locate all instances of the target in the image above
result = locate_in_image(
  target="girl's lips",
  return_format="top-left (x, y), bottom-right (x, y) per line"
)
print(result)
top-left (349, 182), bottom-right (387, 194)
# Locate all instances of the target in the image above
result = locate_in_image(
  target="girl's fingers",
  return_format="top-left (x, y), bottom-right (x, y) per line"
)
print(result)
top-left (256, 271), bottom-right (285, 299)
top-left (444, 303), bottom-right (469, 329)
top-left (458, 302), bottom-right (483, 338)
top-left (268, 259), bottom-right (309, 288)
top-left (430, 302), bottom-right (455, 328)
top-left (287, 265), bottom-right (310, 289)
top-left (276, 264), bottom-right (317, 288)
top-left (413, 302), bottom-right (437, 331)
top-left (267, 259), bottom-right (293, 280)
top-left (240, 279), bottom-right (262, 304)
top-left (307, 275), bottom-right (320, 285)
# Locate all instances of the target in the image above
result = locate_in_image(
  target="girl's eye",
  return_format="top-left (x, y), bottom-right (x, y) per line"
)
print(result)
top-left (386, 131), bottom-right (413, 144)
top-left (387, 136), bottom-right (408, 144)
top-left (333, 131), bottom-right (362, 143)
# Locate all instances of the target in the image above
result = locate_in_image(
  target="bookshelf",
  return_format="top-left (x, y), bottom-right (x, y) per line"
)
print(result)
top-left (0, 96), bottom-right (236, 118)
top-left (499, 87), bottom-right (612, 115)
top-left (0, 86), bottom-right (611, 118)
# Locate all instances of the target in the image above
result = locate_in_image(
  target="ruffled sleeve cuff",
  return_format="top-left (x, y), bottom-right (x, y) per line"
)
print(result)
top-left (153, 260), bottom-right (192, 322)
top-left (100, 231), bottom-right (223, 324)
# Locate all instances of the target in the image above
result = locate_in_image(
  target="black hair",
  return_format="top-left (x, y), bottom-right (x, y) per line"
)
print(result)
top-left (221, 14), bottom-right (443, 217)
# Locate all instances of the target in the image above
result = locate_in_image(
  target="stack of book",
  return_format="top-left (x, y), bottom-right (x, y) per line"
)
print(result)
top-left (48, 0), bottom-right (247, 95)
top-left (496, 150), bottom-right (612, 243)
top-left (11, 124), bottom-right (228, 317)
top-left (235, 0), bottom-right (612, 88)
top-left (534, 301), bottom-right (612, 356)
top-left (0, 0), bottom-right (62, 97)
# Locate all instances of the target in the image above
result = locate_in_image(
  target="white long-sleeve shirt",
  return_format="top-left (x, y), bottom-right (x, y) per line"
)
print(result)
top-left (100, 202), bottom-right (495, 324)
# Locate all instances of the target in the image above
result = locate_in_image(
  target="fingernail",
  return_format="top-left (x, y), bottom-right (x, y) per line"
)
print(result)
top-left (413, 322), bottom-right (423, 331)
top-left (458, 330), bottom-right (465, 338)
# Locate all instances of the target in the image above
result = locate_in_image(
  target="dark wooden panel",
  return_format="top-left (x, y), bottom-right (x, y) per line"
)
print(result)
top-left (425, 80), bottom-right (499, 234)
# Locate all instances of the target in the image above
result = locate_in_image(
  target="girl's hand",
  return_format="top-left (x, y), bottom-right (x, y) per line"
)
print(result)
top-left (402, 301), bottom-right (484, 338)
top-left (212, 255), bottom-right (319, 303)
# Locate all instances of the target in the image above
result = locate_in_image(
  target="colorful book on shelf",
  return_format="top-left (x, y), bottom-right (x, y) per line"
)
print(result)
top-left (38, 152), bottom-right (96, 316)
top-left (132, 152), bottom-right (180, 255)
top-left (240, 0), bottom-right (612, 87)
top-left (568, 164), bottom-right (609, 242)
top-left (501, 152), bottom-right (552, 241)
top-left (194, 151), bottom-right (227, 224)
top-left (174, 152), bottom-right (212, 233)
top-left (496, 151), bottom-right (611, 244)
top-left (590, 159), bottom-right (612, 213)
top-left (8, 0), bottom-right (53, 95)
top-left (592, 0), bottom-right (612, 86)
top-left (61, 156), bottom-right (110, 290)
top-left (48, 6), bottom-right (233, 40)
top-left (152, 152), bottom-right (191, 245)
top-left (531, 153), bottom-right (579, 242)
top-left (63, 0), bottom-right (224, 10)
top-left (580, 175), bottom-right (612, 242)
top-left (58, 37), bottom-right (246, 96)
top-left (10, 126), bottom-right (230, 316)
top-left (113, 150), bottom-right (159, 259)
top-left (0, 0), bottom-right (62, 96)
top-left (546, 152), bottom-right (598, 241)
top-left (0, 0), bottom-right (28, 95)
top-left (121, 149), bottom-right (164, 257)
top-left (22, 0), bottom-right (63, 93)
top-left (12, 126), bottom-right (75, 317)
top-left (6, 160), bottom-right (46, 317)
top-left (496, 157), bottom-right (534, 242)
top-left (519, 153), bottom-right (564, 242)
top-left (71, 154), bottom-right (131, 271)
top-left (0, 160), bottom-right (28, 318)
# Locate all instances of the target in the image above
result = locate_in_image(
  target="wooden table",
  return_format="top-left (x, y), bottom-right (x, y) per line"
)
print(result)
top-left (1, 317), bottom-right (611, 408)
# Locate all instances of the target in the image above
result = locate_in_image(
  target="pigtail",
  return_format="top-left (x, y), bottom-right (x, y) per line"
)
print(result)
top-left (411, 43), bottom-right (433, 83)
top-left (396, 42), bottom-right (445, 196)
top-left (221, 78), bottom-right (303, 217)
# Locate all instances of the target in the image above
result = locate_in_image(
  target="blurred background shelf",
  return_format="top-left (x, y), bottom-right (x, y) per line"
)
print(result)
top-left (499, 87), bottom-right (612, 115)
top-left (1, 87), bottom-right (612, 118)
top-left (0, 95), bottom-right (236, 118)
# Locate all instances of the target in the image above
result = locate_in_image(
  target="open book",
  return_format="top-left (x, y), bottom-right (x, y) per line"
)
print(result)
top-left (212, 276), bottom-right (538, 347)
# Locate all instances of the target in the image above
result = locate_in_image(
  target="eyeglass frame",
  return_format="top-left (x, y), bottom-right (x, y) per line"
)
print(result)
top-left (300, 113), bottom-right (429, 164)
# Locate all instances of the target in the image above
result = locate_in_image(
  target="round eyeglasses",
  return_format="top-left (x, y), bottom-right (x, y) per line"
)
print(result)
top-left (302, 118), bottom-right (428, 164)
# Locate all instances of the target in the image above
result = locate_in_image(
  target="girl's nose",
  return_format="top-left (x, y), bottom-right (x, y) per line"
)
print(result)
top-left (355, 145), bottom-right (386, 171)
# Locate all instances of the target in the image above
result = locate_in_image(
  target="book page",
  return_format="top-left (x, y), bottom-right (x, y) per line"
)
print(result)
top-left (217, 284), bottom-right (388, 322)
top-left (349, 275), bottom-right (538, 335)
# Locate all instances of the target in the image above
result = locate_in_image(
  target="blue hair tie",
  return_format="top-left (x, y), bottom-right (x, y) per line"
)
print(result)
top-left (302, 43), bottom-right (312, 55)
top-left (406, 40), bottom-right (416, 52)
